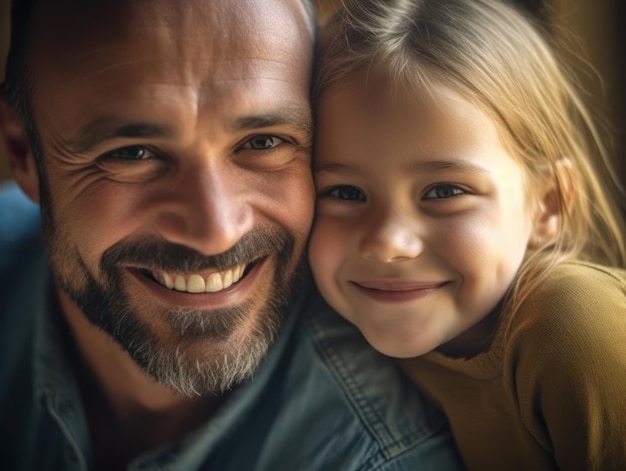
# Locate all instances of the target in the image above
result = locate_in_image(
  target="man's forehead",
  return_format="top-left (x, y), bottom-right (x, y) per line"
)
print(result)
top-left (23, 0), bottom-right (314, 146)
top-left (29, 0), bottom-right (312, 62)
top-left (27, 0), bottom-right (314, 98)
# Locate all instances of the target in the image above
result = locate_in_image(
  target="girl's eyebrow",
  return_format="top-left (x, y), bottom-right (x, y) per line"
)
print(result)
top-left (314, 159), bottom-right (491, 176)
top-left (314, 162), bottom-right (361, 174)
top-left (405, 159), bottom-right (491, 176)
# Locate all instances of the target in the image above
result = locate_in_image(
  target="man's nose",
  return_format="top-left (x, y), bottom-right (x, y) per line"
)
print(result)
top-left (359, 211), bottom-right (424, 263)
top-left (152, 165), bottom-right (254, 256)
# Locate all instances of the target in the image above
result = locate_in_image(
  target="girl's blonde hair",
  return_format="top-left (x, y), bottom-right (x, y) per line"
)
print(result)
top-left (314, 0), bottom-right (626, 318)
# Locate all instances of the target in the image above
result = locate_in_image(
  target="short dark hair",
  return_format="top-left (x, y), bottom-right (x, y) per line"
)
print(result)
top-left (1, 0), bottom-right (41, 169)
top-left (1, 0), bottom-right (37, 122)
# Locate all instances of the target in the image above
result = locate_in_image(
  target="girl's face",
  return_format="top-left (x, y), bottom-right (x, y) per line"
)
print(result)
top-left (309, 71), bottom-right (538, 359)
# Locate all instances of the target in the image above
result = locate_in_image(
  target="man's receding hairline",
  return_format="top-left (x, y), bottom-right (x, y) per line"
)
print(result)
top-left (0, 0), bottom-right (316, 144)
top-left (2, 0), bottom-right (317, 95)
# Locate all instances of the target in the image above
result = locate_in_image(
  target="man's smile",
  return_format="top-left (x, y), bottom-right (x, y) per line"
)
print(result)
top-left (124, 257), bottom-right (269, 309)
top-left (149, 263), bottom-right (249, 293)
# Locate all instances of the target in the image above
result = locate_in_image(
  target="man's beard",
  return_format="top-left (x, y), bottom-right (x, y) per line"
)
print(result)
top-left (39, 183), bottom-right (300, 397)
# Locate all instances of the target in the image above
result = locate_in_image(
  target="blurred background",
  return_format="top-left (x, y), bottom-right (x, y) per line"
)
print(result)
top-left (1, 0), bottom-right (624, 208)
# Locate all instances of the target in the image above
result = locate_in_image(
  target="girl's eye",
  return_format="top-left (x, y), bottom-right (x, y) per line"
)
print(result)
top-left (109, 146), bottom-right (154, 161)
top-left (326, 185), bottom-right (366, 202)
top-left (242, 135), bottom-right (284, 150)
top-left (423, 184), bottom-right (465, 200)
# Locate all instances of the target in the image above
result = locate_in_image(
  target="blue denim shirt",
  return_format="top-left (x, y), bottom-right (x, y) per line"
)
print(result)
top-left (0, 181), bottom-right (463, 470)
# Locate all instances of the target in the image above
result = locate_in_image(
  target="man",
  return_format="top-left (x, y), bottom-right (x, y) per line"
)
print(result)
top-left (0, 0), bottom-right (461, 469)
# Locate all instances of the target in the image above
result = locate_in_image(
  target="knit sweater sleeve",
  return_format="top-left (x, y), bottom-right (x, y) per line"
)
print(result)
top-left (509, 263), bottom-right (626, 470)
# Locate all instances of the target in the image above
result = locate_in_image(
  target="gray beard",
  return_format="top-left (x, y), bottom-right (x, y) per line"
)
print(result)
top-left (39, 181), bottom-right (298, 397)
top-left (52, 235), bottom-right (297, 397)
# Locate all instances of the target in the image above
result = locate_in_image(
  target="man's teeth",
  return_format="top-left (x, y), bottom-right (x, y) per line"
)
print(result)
top-left (158, 264), bottom-right (246, 293)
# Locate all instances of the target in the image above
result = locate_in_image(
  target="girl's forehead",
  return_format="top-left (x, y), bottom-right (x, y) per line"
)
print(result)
top-left (316, 69), bottom-right (526, 176)
top-left (322, 68), bottom-right (498, 136)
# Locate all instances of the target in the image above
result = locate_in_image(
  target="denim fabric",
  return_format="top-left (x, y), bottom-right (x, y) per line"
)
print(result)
top-left (0, 181), bottom-right (463, 470)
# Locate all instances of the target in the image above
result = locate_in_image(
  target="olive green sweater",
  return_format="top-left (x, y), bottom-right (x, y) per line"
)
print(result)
top-left (399, 262), bottom-right (626, 470)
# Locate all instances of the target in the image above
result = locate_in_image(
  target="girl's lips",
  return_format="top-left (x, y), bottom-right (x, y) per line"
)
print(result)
top-left (350, 280), bottom-right (449, 303)
top-left (354, 280), bottom-right (447, 290)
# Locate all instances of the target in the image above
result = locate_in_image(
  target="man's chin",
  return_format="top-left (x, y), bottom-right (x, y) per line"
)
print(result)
top-left (87, 296), bottom-right (282, 396)
top-left (130, 309), bottom-right (279, 397)
top-left (54, 235), bottom-right (301, 395)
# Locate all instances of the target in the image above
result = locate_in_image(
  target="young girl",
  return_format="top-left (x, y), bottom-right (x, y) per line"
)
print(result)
top-left (308, 0), bottom-right (626, 468)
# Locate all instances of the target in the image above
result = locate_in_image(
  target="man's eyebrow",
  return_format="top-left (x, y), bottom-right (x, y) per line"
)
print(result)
top-left (68, 106), bottom-right (312, 154)
top-left (68, 118), bottom-right (173, 154)
top-left (230, 106), bottom-right (313, 140)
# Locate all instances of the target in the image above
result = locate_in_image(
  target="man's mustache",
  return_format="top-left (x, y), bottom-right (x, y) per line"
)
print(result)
top-left (100, 228), bottom-right (294, 274)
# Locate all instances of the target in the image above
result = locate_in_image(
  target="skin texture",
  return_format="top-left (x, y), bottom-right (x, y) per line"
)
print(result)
top-left (1, 0), bottom-right (314, 465)
top-left (310, 71), bottom-right (543, 360)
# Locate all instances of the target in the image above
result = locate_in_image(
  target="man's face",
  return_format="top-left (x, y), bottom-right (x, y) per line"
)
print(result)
top-left (27, 0), bottom-right (315, 395)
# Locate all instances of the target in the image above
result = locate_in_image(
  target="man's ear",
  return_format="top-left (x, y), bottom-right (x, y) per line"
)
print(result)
top-left (0, 97), bottom-right (41, 203)
top-left (528, 159), bottom-right (574, 249)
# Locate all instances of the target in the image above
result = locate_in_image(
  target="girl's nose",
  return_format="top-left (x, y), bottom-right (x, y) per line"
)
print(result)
top-left (359, 213), bottom-right (423, 263)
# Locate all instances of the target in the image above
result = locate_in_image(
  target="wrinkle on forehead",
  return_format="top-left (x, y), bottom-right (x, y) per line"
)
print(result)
top-left (29, 0), bottom-right (312, 92)
top-left (28, 0), bottom-right (313, 120)
top-left (30, 0), bottom-right (311, 60)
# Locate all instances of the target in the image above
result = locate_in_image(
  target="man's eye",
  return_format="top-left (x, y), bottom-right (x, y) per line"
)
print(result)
top-left (326, 186), bottom-right (366, 202)
top-left (242, 135), bottom-right (284, 150)
top-left (108, 146), bottom-right (154, 160)
top-left (423, 184), bottom-right (465, 200)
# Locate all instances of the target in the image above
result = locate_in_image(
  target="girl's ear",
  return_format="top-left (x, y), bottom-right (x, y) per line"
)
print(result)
top-left (0, 97), bottom-right (41, 203)
top-left (528, 158), bottom-right (574, 249)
